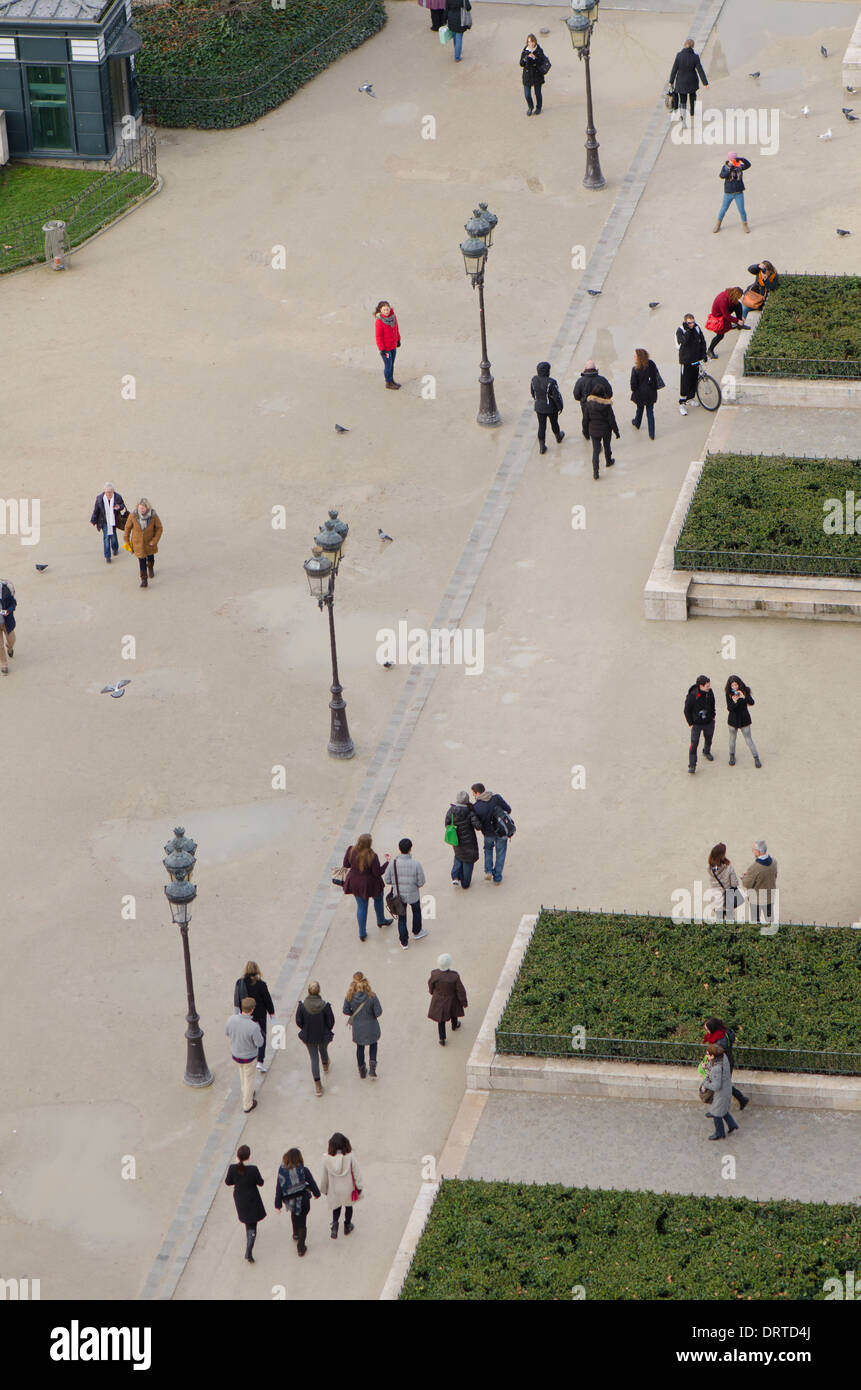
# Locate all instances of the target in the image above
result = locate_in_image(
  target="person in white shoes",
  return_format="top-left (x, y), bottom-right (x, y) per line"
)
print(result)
top-left (384, 838), bottom-right (428, 950)
top-left (232, 961), bottom-right (275, 1072)
top-left (676, 313), bottom-right (707, 415)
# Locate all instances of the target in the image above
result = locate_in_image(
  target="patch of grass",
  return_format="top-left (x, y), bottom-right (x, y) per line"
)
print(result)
top-left (496, 909), bottom-right (861, 1069)
top-left (400, 1180), bottom-right (861, 1300)
top-left (674, 454), bottom-right (861, 577)
top-left (133, 0), bottom-right (387, 128)
top-left (746, 274), bottom-right (861, 378)
top-left (0, 161), bottom-right (155, 273)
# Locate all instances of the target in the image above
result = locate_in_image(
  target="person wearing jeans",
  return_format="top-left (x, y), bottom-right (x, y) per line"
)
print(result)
top-left (342, 834), bottom-right (393, 940)
top-left (704, 1045), bottom-right (739, 1140)
top-left (384, 838), bottom-right (428, 950)
top-left (90, 483), bottom-right (128, 564)
top-left (629, 349), bottom-right (663, 441)
top-left (714, 153), bottom-right (751, 233)
top-left (446, 791), bottom-right (479, 888)
top-left (445, 0), bottom-right (470, 60)
top-left (726, 674), bottom-right (761, 767)
top-left (684, 675), bottom-right (716, 774)
top-left (582, 389), bottom-right (620, 480)
top-left (374, 301), bottom-right (401, 389)
top-left (470, 784), bottom-right (512, 883)
top-left (296, 981), bottom-right (335, 1097)
top-left (704, 1018), bottom-right (749, 1111)
top-left (321, 1133), bottom-right (363, 1239)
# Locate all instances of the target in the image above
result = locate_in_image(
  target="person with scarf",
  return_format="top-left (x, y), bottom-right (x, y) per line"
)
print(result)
top-left (274, 1147), bottom-right (321, 1257)
top-left (89, 483), bottom-right (129, 564)
top-left (374, 300), bottom-right (401, 389)
top-left (714, 152), bottom-right (751, 233)
top-left (122, 498), bottom-right (163, 588)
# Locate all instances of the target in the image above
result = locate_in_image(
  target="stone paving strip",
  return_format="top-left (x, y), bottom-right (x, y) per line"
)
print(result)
top-left (140, 0), bottom-right (728, 1301)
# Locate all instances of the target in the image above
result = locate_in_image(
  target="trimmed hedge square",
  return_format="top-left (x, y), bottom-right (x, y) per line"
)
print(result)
top-left (745, 274), bottom-right (861, 378)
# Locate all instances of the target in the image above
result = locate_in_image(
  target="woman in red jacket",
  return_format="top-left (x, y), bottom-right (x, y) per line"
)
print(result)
top-left (706, 286), bottom-right (747, 359)
top-left (374, 301), bottom-right (401, 389)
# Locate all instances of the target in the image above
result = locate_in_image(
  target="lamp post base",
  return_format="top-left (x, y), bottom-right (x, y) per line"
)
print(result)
top-left (583, 147), bottom-right (606, 190)
top-left (328, 697), bottom-right (355, 759)
top-left (184, 1033), bottom-right (214, 1088)
top-left (477, 370), bottom-right (502, 428)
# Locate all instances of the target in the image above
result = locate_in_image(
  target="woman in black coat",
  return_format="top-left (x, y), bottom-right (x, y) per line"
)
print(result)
top-left (274, 1147), bottom-right (321, 1257)
top-left (445, 0), bottom-right (470, 61)
top-left (669, 38), bottom-right (708, 119)
top-left (225, 1145), bottom-right (266, 1262)
top-left (520, 34), bottom-right (548, 115)
top-left (582, 390), bottom-right (620, 480)
top-left (725, 675), bottom-right (761, 767)
top-left (233, 961), bottom-right (275, 1070)
top-left (629, 348), bottom-right (663, 440)
top-left (446, 791), bottom-right (479, 889)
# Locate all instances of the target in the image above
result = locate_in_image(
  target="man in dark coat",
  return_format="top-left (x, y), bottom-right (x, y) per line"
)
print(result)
top-left (233, 966), bottom-right (275, 1070)
top-left (0, 578), bottom-right (16, 674)
top-left (573, 361), bottom-right (612, 438)
top-left (428, 953), bottom-right (468, 1045)
top-left (89, 484), bottom-right (129, 564)
top-left (530, 361), bottom-right (565, 454)
top-left (669, 38), bottom-right (708, 119)
top-left (582, 389), bottom-right (620, 479)
top-left (676, 314), bottom-right (707, 415)
top-left (684, 675), bottom-right (716, 774)
top-left (470, 782), bottom-right (513, 884)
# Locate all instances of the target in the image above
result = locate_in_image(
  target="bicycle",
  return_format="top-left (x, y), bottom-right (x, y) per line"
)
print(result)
top-left (696, 365), bottom-right (722, 411)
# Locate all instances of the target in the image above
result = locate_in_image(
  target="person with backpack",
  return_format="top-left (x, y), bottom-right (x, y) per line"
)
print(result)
top-left (573, 361), bottom-right (612, 438)
top-left (703, 1043), bottom-right (739, 1140)
top-left (668, 37), bottom-right (708, 123)
top-left (470, 782), bottom-right (513, 885)
top-left (704, 1016), bottom-right (749, 1110)
top-left (224, 1144), bottom-right (266, 1262)
top-left (445, 791), bottom-right (480, 889)
top-left (520, 34), bottom-right (550, 115)
top-left (530, 361), bottom-right (565, 453)
top-left (295, 980), bottom-right (336, 1097)
top-left (233, 960), bottom-right (275, 1072)
top-left (0, 578), bottom-right (17, 674)
top-left (707, 843), bottom-right (743, 921)
top-left (684, 674), bottom-right (716, 774)
top-left (383, 837), bottom-right (428, 950)
top-left (320, 1132), bottom-right (363, 1239)
top-left (676, 313), bottom-right (707, 416)
top-left (726, 674), bottom-right (761, 767)
top-left (428, 953), bottom-right (469, 1045)
top-left (274, 1147), bottom-right (321, 1257)
top-left (582, 385), bottom-right (620, 480)
top-left (629, 348), bottom-right (664, 441)
top-left (343, 972), bottom-right (382, 1078)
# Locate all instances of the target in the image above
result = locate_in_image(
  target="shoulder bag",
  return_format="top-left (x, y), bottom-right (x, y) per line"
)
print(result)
top-left (345, 995), bottom-right (369, 1029)
top-left (386, 857), bottom-right (407, 918)
top-left (741, 286), bottom-right (765, 309)
top-left (710, 865), bottom-right (743, 911)
top-left (444, 812), bottom-right (459, 846)
top-left (460, 2), bottom-right (472, 28)
top-left (704, 312), bottom-right (724, 333)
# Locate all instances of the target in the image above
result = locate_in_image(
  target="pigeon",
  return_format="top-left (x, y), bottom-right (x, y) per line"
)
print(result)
top-left (586, 289), bottom-right (601, 297)
top-left (801, 106), bottom-right (810, 117)
top-left (101, 679), bottom-right (131, 698)
top-left (334, 423), bottom-right (350, 433)
top-left (358, 83), bottom-right (375, 97)
top-left (382, 661), bottom-right (394, 669)
top-left (847, 87), bottom-right (857, 95)
top-left (837, 228), bottom-right (852, 236)
top-left (35, 563), bottom-right (48, 572)
top-left (820, 45), bottom-right (828, 58)
top-left (748, 72), bottom-right (760, 79)
top-left (819, 128), bottom-right (833, 140)
top-left (845, 112), bottom-right (860, 122)
top-left (539, 27), bottom-right (550, 34)
top-left (648, 301), bottom-right (660, 309)
top-left (378, 528), bottom-right (393, 543)
top-left (842, 107), bottom-right (854, 114)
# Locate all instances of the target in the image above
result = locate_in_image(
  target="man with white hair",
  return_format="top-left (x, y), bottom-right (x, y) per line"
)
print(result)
top-left (742, 841), bottom-right (778, 929)
top-left (90, 483), bottom-right (129, 564)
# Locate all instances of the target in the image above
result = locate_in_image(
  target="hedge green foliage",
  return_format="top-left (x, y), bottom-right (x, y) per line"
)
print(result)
top-left (133, 0), bottom-right (387, 128)
top-left (674, 454), bottom-right (861, 577)
top-left (496, 910), bottom-right (861, 1068)
top-left (745, 274), bottom-right (861, 378)
top-left (400, 1180), bottom-right (861, 1300)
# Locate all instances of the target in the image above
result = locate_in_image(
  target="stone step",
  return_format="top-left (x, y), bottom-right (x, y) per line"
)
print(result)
top-left (688, 579), bottom-right (861, 620)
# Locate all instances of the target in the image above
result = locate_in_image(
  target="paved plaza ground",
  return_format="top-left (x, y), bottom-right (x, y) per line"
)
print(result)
top-left (2, 1), bottom-right (860, 1302)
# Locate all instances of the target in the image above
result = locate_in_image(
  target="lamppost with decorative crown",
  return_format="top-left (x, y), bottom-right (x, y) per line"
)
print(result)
top-left (163, 827), bottom-right (213, 1088)
top-left (460, 203), bottom-right (502, 427)
top-left (567, 0), bottom-right (605, 191)
top-left (304, 509), bottom-right (355, 759)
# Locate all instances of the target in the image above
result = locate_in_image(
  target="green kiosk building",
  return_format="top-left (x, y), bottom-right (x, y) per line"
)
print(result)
top-left (0, 0), bottom-right (142, 160)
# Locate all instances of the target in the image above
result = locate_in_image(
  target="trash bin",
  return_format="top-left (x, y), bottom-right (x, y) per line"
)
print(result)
top-left (43, 220), bottom-right (69, 271)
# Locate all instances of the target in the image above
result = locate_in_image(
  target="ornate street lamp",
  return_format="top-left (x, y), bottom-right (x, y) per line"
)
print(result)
top-left (163, 827), bottom-right (213, 1088)
top-left (304, 510), bottom-right (355, 759)
top-left (459, 204), bottom-right (502, 428)
top-left (568, 0), bottom-right (605, 191)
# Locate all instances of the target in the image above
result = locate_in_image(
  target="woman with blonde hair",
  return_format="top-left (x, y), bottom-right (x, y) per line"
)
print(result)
top-left (233, 960), bottom-right (275, 1072)
top-left (343, 971), bottom-right (383, 1079)
top-left (341, 833), bottom-right (392, 941)
top-left (122, 497), bottom-right (163, 589)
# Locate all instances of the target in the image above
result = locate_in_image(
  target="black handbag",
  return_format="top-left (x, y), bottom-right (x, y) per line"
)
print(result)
top-left (386, 857), bottom-right (407, 917)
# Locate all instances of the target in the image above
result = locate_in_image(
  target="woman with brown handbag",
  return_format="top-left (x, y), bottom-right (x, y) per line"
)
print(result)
top-left (341, 834), bottom-right (393, 941)
top-left (741, 260), bottom-right (779, 319)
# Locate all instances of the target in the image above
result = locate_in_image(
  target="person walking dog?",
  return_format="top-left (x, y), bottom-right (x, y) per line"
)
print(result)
top-left (296, 981), bottom-right (335, 1097)
top-left (520, 34), bottom-right (550, 115)
top-left (726, 675), bottom-right (761, 767)
top-left (374, 301), bottom-right (401, 389)
top-left (582, 384), bottom-right (620, 480)
top-left (685, 674), bottom-right (715, 774)
top-left (225, 998), bottom-right (263, 1113)
top-left (0, 578), bottom-right (16, 675)
top-left (703, 1043), bottom-right (739, 1140)
top-left (274, 1148), bottom-right (321, 1257)
top-left (343, 972), bottom-right (382, 1079)
top-left (383, 838), bottom-right (428, 949)
top-left (676, 313), bottom-right (707, 415)
top-left (444, 0), bottom-right (471, 62)
top-left (629, 348), bottom-right (664, 440)
top-left (233, 961), bottom-right (275, 1072)
top-left (342, 834), bottom-right (393, 941)
top-left (445, 790), bottom-right (480, 889)
top-left (668, 37), bottom-right (708, 121)
top-left (225, 1145), bottom-right (266, 1262)
top-left (321, 1133), bottom-right (362, 1240)
top-left (714, 153), bottom-right (751, 233)
top-left (428, 953), bottom-right (468, 1045)
top-left (531, 362), bottom-right (565, 454)
top-left (90, 483), bottom-right (128, 564)
top-left (122, 498), bottom-right (162, 589)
